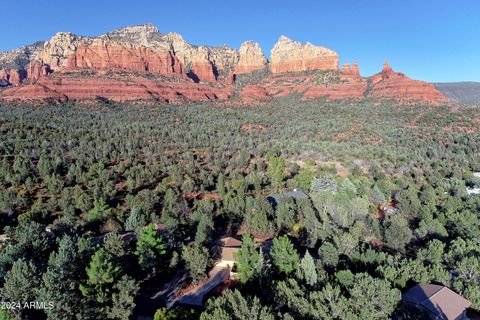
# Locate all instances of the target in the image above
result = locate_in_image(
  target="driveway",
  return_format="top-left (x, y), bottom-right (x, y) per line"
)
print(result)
top-left (178, 265), bottom-right (231, 306)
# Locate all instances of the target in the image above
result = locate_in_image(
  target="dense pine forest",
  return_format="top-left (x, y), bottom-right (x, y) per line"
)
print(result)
top-left (0, 98), bottom-right (480, 320)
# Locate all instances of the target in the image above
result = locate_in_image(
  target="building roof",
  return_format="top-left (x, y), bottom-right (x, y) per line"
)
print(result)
top-left (220, 247), bottom-right (240, 262)
top-left (267, 189), bottom-right (308, 206)
top-left (403, 283), bottom-right (472, 320)
top-left (467, 187), bottom-right (480, 196)
top-left (221, 237), bottom-right (243, 248)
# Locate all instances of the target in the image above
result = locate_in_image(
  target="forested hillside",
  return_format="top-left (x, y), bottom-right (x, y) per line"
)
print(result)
top-left (0, 98), bottom-right (479, 319)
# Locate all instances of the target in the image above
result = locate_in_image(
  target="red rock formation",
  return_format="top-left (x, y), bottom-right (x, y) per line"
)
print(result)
top-left (2, 83), bottom-right (67, 101)
top-left (188, 61), bottom-right (216, 82)
top-left (27, 61), bottom-right (51, 82)
top-left (8, 70), bottom-right (23, 85)
top-left (1, 74), bottom-right (233, 102)
top-left (0, 69), bottom-right (24, 86)
top-left (342, 63), bottom-right (351, 73)
top-left (342, 62), bottom-right (360, 77)
top-left (303, 78), bottom-right (367, 100)
top-left (352, 62), bottom-right (359, 77)
top-left (270, 36), bottom-right (339, 73)
top-left (241, 85), bottom-right (270, 100)
top-left (0, 25), bottom-right (448, 105)
top-left (369, 62), bottom-right (446, 103)
top-left (67, 44), bottom-right (184, 77)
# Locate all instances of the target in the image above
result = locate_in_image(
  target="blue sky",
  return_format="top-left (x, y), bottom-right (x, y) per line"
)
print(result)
top-left (2, 0), bottom-right (478, 82)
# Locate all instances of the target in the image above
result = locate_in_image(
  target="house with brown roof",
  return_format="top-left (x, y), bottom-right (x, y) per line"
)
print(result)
top-left (219, 236), bottom-right (243, 270)
top-left (402, 283), bottom-right (472, 320)
top-left (177, 236), bottom-right (242, 307)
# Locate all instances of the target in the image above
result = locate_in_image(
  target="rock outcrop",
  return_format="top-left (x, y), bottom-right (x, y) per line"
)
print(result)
top-left (0, 69), bottom-right (24, 86)
top-left (0, 24), bottom-right (447, 105)
top-left (240, 84), bottom-right (270, 100)
top-left (369, 62), bottom-right (446, 103)
top-left (269, 36), bottom-right (339, 73)
top-left (66, 43), bottom-right (184, 77)
top-left (1, 75), bottom-right (233, 102)
top-left (34, 32), bottom-right (91, 70)
top-left (235, 41), bottom-right (267, 74)
top-left (27, 61), bottom-right (51, 82)
top-left (0, 41), bottom-right (44, 86)
top-left (342, 62), bottom-right (359, 77)
top-left (164, 33), bottom-right (238, 82)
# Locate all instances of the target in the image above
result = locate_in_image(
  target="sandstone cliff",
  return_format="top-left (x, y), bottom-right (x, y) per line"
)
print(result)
top-left (0, 24), bottom-right (448, 104)
top-left (235, 41), bottom-right (267, 74)
top-left (270, 36), bottom-right (339, 73)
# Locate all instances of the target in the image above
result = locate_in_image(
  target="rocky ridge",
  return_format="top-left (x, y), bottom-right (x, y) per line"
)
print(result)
top-left (0, 24), bottom-right (447, 104)
top-left (270, 36), bottom-right (339, 73)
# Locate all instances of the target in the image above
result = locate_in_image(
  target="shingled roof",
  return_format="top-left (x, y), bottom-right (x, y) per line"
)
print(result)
top-left (403, 283), bottom-right (471, 320)
top-left (221, 236), bottom-right (243, 248)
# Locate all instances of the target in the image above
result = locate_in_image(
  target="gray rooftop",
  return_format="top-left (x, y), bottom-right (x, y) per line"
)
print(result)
top-left (403, 283), bottom-right (471, 320)
top-left (267, 189), bottom-right (309, 206)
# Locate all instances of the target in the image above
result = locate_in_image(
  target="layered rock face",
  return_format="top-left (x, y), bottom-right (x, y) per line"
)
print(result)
top-left (164, 33), bottom-right (238, 82)
top-left (1, 75), bottom-right (233, 102)
top-left (235, 41), bottom-right (267, 74)
top-left (239, 61), bottom-right (445, 103)
top-left (67, 43), bottom-right (184, 76)
top-left (0, 24), bottom-right (447, 104)
top-left (29, 25), bottom-right (240, 83)
top-left (369, 62), bottom-right (446, 103)
top-left (270, 36), bottom-right (339, 73)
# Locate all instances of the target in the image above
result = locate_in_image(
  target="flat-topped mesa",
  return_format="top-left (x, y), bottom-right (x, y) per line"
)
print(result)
top-left (235, 41), bottom-right (267, 74)
top-left (269, 36), bottom-right (339, 73)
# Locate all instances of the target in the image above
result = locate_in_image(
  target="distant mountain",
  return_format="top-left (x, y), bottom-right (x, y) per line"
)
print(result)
top-left (0, 24), bottom-right (447, 104)
top-left (435, 82), bottom-right (480, 105)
